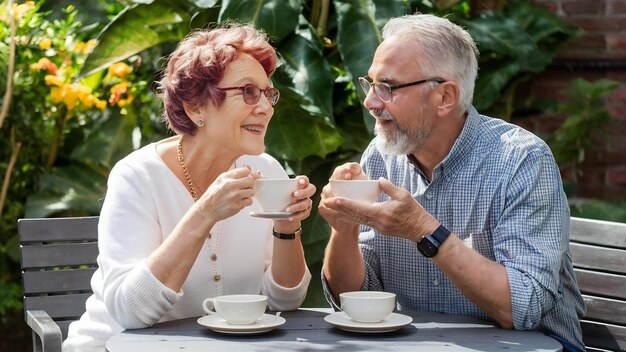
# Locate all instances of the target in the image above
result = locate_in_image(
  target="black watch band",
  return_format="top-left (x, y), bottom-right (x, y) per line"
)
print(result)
top-left (272, 227), bottom-right (302, 240)
top-left (416, 224), bottom-right (451, 258)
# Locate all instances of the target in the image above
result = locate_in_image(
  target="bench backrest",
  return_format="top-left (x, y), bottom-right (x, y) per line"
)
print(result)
top-left (18, 216), bottom-right (99, 340)
top-left (570, 216), bottom-right (626, 352)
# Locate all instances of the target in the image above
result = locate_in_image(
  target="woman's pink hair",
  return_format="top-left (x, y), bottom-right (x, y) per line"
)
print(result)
top-left (157, 23), bottom-right (277, 135)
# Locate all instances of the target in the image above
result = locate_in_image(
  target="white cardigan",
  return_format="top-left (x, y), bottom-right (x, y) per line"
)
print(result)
top-left (63, 143), bottom-right (311, 352)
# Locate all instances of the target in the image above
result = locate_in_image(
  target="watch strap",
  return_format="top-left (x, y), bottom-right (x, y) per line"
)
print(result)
top-left (272, 227), bottom-right (302, 240)
top-left (429, 224), bottom-right (451, 246)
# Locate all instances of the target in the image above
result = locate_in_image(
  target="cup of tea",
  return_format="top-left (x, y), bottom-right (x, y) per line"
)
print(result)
top-left (202, 294), bottom-right (268, 325)
top-left (339, 291), bottom-right (396, 323)
top-left (253, 178), bottom-right (298, 213)
top-left (329, 179), bottom-right (381, 204)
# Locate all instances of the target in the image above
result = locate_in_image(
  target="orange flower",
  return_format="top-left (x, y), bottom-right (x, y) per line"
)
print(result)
top-left (30, 58), bottom-right (57, 74)
top-left (39, 38), bottom-right (52, 50)
top-left (108, 62), bottom-right (133, 78)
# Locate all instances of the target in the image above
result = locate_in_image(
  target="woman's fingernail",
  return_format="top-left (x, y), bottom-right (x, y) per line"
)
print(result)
top-left (285, 207), bottom-right (291, 212)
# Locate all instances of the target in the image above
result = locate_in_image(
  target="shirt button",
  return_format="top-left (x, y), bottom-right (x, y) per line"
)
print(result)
top-left (433, 278), bottom-right (440, 286)
top-left (213, 274), bottom-right (221, 282)
top-left (426, 193), bottom-right (434, 200)
top-left (210, 254), bottom-right (217, 261)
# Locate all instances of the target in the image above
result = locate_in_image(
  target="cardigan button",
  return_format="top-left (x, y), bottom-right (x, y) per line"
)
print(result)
top-left (210, 254), bottom-right (217, 261)
top-left (213, 274), bottom-right (221, 282)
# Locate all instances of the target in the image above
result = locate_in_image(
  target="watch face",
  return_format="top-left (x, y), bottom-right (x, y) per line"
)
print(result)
top-left (417, 238), bottom-right (438, 257)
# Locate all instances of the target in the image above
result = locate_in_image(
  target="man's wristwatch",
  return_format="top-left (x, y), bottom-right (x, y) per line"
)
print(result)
top-left (416, 224), bottom-right (451, 257)
top-left (272, 227), bottom-right (302, 240)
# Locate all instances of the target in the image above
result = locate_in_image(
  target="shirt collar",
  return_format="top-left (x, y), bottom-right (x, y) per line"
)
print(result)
top-left (406, 106), bottom-right (481, 183)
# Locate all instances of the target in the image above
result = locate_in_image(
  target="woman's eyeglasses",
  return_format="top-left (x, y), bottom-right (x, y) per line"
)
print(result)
top-left (220, 84), bottom-right (280, 106)
top-left (358, 77), bottom-right (445, 103)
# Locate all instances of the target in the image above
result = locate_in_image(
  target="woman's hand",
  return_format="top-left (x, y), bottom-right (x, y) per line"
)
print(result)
top-left (273, 175), bottom-right (316, 233)
top-left (195, 166), bottom-right (261, 224)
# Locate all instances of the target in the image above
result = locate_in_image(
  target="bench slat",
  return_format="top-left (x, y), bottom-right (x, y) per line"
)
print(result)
top-left (581, 320), bottom-right (626, 352)
top-left (18, 217), bottom-right (99, 242)
top-left (22, 269), bottom-right (97, 295)
top-left (570, 217), bottom-right (626, 249)
top-left (583, 295), bottom-right (626, 325)
top-left (575, 268), bottom-right (626, 300)
top-left (20, 243), bottom-right (99, 269)
top-left (24, 294), bottom-right (91, 320)
top-left (570, 242), bottom-right (626, 274)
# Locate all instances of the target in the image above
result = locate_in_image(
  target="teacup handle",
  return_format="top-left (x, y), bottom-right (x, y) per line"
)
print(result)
top-left (202, 297), bottom-right (217, 316)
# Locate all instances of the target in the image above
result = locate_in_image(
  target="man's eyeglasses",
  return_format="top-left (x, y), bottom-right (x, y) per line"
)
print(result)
top-left (220, 84), bottom-right (280, 106)
top-left (358, 77), bottom-right (445, 103)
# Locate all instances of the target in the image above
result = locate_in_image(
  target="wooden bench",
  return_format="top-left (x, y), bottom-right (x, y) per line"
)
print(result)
top-left (18, 216), bottom-right (99, 352)
top-left (570, 216), bottom-right (626, 352)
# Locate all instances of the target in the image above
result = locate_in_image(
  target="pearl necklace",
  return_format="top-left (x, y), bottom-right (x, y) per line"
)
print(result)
top-left (177, 135), bottom-right (198, 201)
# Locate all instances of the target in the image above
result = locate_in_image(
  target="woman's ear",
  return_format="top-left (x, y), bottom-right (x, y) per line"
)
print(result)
top-left (182, 101), bottom-right (202, 121)
top-left (437, 81), bottom-right (460, 116)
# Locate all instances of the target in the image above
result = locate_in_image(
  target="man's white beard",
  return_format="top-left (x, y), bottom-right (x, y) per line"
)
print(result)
top-left (373, 110), bottom-right (432, 155)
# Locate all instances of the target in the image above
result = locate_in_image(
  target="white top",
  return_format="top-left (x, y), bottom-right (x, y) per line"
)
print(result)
top-left (62, 143), bottom-right (311, 352)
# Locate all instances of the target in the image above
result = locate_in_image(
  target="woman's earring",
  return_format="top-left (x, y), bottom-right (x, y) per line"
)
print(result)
top-left (196, 119), bottom-right (204, 127)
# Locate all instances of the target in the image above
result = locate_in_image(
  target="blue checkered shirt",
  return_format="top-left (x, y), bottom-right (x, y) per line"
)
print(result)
top-left (322, 106), bottom-right (586, 351)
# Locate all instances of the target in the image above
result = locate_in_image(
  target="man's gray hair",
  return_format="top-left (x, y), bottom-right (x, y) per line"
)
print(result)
top-left (382, 14), bottom-right (479, 113)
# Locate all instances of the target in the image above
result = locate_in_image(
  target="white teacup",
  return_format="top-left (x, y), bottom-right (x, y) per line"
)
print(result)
top-left (253, 178), bottom-right (298, 213)
top-left (340, 291), bottom-right (396, 323)
top-left (330, 179), bottom-right (381, 203)
top-left (202, 294), bottom-right (268, 325)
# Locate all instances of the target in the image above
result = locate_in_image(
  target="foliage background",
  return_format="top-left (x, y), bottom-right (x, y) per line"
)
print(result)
top-left (0, 0), bottom-right (621, 349)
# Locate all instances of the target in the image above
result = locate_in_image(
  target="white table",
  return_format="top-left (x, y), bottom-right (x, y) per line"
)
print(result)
top-left (105, 308), bottom-right (563, 352)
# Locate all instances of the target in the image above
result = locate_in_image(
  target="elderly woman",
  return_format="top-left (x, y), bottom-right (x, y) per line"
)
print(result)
top-left (63, 24), bottom-right (314, 352)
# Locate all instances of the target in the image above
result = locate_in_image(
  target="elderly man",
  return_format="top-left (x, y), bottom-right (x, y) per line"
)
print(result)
top-left (319, 14), bottom-right (585, 352)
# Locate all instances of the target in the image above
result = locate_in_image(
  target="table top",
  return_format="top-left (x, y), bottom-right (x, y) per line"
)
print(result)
top-left (105, 308), bottom-right (562, 352)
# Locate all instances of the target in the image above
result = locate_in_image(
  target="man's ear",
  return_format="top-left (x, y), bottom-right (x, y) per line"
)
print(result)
top-left (437, 81), bottom-right (460, 116)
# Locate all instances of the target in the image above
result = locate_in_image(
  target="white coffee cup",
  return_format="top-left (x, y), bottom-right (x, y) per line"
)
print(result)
top-left (330, 179), bottom-right (381, 203)
top-left (253, 178), bottom-right (298, 213)
top-left (340, 291), bottom-right (396, 323)
top-left (202, 294), bottom-right (268, 325)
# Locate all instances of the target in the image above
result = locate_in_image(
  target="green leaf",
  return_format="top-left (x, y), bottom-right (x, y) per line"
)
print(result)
top-left (473, 59), bottom-right (520, 111)
top-left (333, 0), bottom-right (409, 130)
top-left (460, 14), bottom-right (535, 57)
top-left (71, 111), bottom-right (137, 169)
top-left (219, 0), bottom-right (302, 43)
top-left (25, 163), bottom-right (108, 218)
top-left (279, 20), bottom-right (334, 117)
top-left (265, 77), bottom-right (343, 160)
top-left (80, 0), bottom-right (193, 77)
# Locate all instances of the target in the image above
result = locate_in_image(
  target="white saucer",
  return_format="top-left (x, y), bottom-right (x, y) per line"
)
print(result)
top-left (197, 313), bottom-right (286, 334)
top-left (249, 211), bottom-right (292, 219)
top-left (324, 312), bottom-right (413, 333)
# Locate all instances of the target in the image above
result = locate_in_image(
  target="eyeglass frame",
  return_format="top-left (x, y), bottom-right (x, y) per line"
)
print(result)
top-left (219, 83), bottom-right (280, 106)
top-left (358, 76), bottom-right (446, 103)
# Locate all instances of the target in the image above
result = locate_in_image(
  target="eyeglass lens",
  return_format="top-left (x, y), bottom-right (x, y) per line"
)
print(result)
top-left (242, 84), bottom-right (280, 106)
top-left (358, 77), bottom-right (392, 102)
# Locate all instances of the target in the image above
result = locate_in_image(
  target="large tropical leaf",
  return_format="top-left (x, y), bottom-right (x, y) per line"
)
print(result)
top-left (219, 0), bottom-right (302, 43)
top-left (70, 111), bottom-right (137, 169)
top-left (279, 16), bottom-right (334, 117)
top-left (79, 0), bottom-right (201, 77)
top-left (332, 0), bottom-right (409, 130)
top-left (460, 13), bottom-right (535, 57)
top-left (25, 163), bottom-right (108, 218)
top-left (265, 76), bottom-right (343, 160)
top-left (473, 59), bottom-right (521, 111)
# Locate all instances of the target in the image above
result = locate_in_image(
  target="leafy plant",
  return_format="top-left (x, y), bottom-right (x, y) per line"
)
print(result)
top-left (548, 78), bottom-right (619, 175)
top-left (2, 0), bottom-right (582, 310)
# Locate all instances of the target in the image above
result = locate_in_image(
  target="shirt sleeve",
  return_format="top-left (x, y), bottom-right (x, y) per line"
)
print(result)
top-left (97, 161), bottom-right (182, 329)
top-left (495, 149), bottom-right (569, 330)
